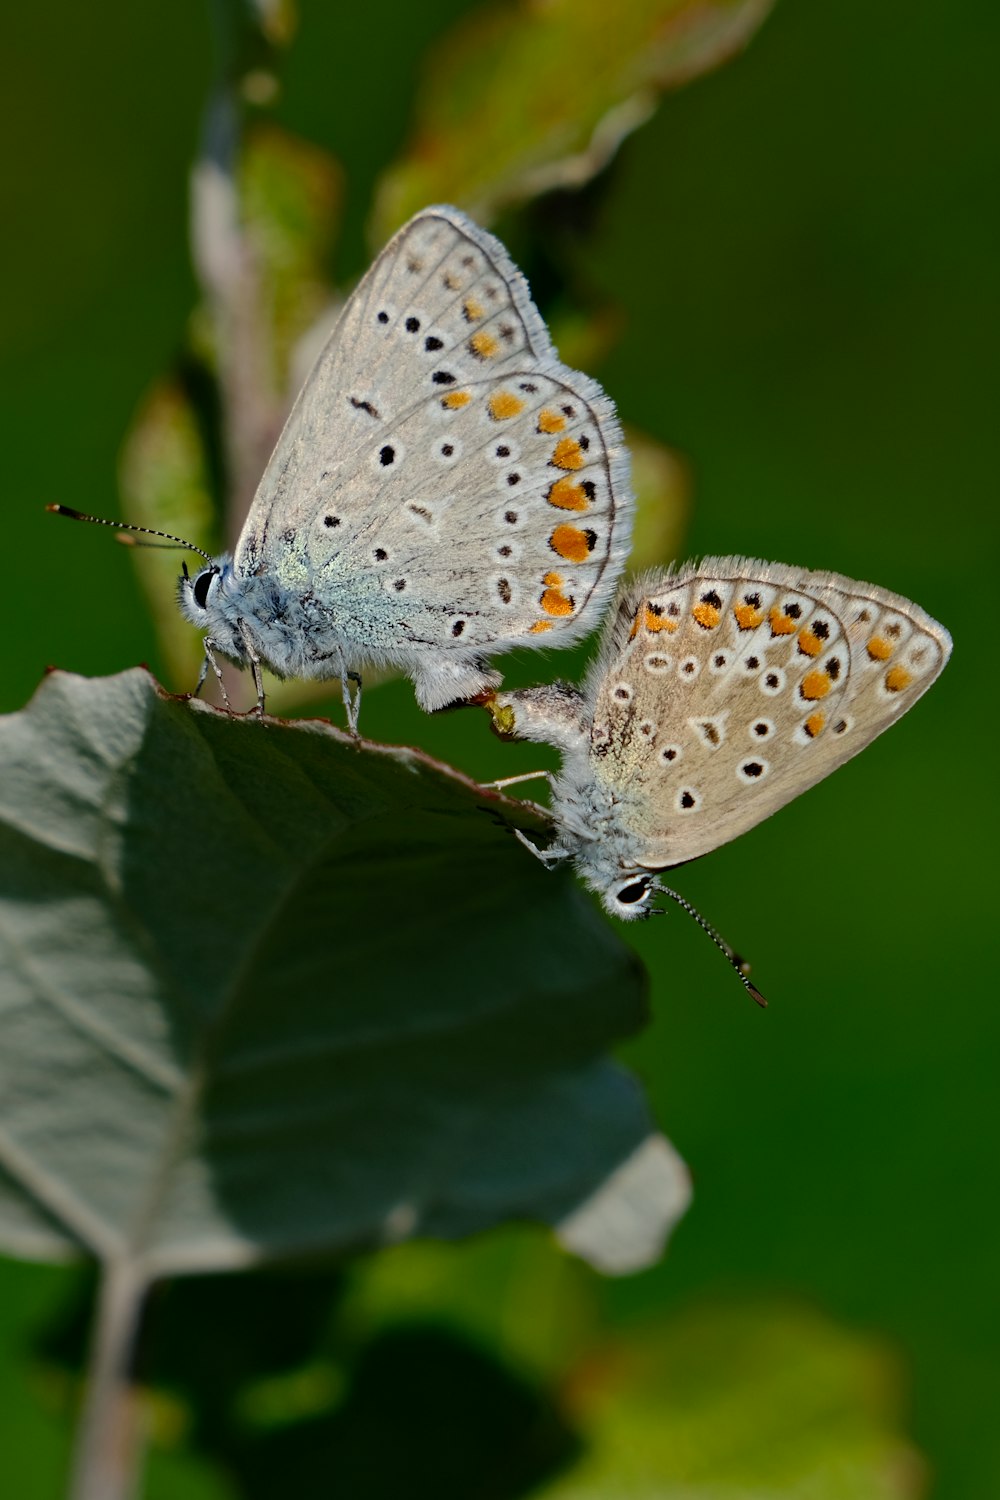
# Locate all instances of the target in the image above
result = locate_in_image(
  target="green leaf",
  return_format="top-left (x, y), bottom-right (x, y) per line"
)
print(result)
top-left (0, 669), bottom-right (688, 1279)
top-left (545, 1299), bottom-right (925, 1499)
top-left (372, 0), bottom-right (774, 237)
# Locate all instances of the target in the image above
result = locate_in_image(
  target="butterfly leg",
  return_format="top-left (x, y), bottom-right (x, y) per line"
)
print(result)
top-left (236, 622), bottom-right (267, 715)
top-left (249, 654), bottom-right (266, 715)
top-left (337, 649), bottom-right (362, 736)
top-left (512, 826), bottom-right (567, 867)
top-left (485, 769), bottom-right (555, 793)
top-left (199, 639), bottom-right (232, 711)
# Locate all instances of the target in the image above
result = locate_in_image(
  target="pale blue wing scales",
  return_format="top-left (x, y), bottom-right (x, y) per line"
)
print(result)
top-left (237, 206), bottom-right (567, 569)
top-left (234, 206), bottom-right (632, 662)
top-left (298, 368), bottom-right (627, 653)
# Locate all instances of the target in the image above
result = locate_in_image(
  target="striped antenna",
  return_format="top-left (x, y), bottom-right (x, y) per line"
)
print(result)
top-left (47, 504), bottom-right (214, 564)
top-left (652, 882), bottom-right (768, 1007)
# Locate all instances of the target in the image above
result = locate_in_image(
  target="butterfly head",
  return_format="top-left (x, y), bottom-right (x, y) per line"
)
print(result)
top-left (182, 561), bottom-right (221, 609)
top-left (602, 871), bottom-right (660, 921)
top-left (178, 555), bottom-right (244, 654)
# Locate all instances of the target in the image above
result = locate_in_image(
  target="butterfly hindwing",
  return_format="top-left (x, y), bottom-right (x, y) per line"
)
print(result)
top-left (586, 559), bottom-right (952, 868)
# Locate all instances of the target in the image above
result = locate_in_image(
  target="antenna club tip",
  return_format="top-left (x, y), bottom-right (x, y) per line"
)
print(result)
top-left (658, 882), bottom-right (771, 1007)
top-left (733, 953), bottom-right (768, 1007)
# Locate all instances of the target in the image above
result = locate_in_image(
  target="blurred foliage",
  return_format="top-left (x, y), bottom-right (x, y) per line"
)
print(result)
top-left (28, 1259), bottom-right (923, 1500)
top-left (372, 0), bottom-right (774, 235)
top-left (37, 1262), bottom-right (582, 1500)
top-left (547, 1300), bottom-right (924, 1499)
top-left (119, 381), bottom-right (220, 686)
top-left (120, 123), bottom-right (345, 696)
top-left (233, 125), bottom-right (343, 393)
top-left (3, 0), bottom-right (997, 1496)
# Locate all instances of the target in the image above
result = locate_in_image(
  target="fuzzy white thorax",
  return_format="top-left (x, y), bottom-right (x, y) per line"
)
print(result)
top-left (491, 682), bottom-right (663, 919)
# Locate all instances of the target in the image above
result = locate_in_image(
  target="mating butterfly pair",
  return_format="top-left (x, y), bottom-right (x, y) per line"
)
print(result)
top-left (53, 207), bottom-right (951, 941)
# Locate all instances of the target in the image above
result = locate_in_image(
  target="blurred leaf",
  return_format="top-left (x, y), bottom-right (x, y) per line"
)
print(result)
top-left (545, 1299), bottom-right (925, 1499)
top-left (118, 380), bottom-right (221, 691)
top-left (546, 307), bottom-right (625, 379)
top-left (0, 668), bottom-right (688, 1279)
top-left (219, 1323), bottom-right (580, 1500)
top-left (34, 1260), bottom-right (580, 1498)
top-left (237, 124), bottom-right (343, 394)
top-left (344, 1229), bottom-right (602, 1384)
top-left (372, 0), bottom-right (774, 237)
top-left (626, 426), bottom-right (691, 570)
top-left (251, 0), bottom-right (298, 52)
top-left (184, 121), bottom-right (343, 423)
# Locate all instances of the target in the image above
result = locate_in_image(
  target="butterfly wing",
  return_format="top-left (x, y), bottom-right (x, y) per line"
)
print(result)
top-left (235, 206), bottom-right (631, 672)
top-left (586, 558), bottom-right (952, 868)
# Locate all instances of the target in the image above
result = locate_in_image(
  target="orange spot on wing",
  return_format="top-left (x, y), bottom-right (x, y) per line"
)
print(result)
top-left (804, 712), bottom-right (825, 738)
top-left (885, 666), bottom-right (913, 692)
top-left (734, 604), bottom-right (764, 630)
top-left (488, 391), bottom-right (524, 420)
top-left (644, 606), bottom-right (678, 633)
top-left (541, 586), bottom-right (575, 617)
top-left (797, 629), bottom-right (824, 657)
top-left (800, 670), bottom-right (831, 700)
top-left (442, 390), bottom-right (471, 409)
top-left (867, 636), bottom-right (893, 661)
top-left (550, 524), bottom-right (591, 562)
top-left (443, 271), bottom-right (461, 290)
top-left (629, 611), bottom-right (642, 640)
top-left (463, 297), bottom-right (484, 321)
top-left (546, 477), bottom-right (588, 510)
top-left (692, 603), bottom-right (721, 629)
top-left (529, 620), bottom-right (553, 634)
top-left (543, 571), bottom-right (563, 588)
top-left (769, 607), bottom-right (797, 636)
top-left (470, 330), bottom-right (499, 359)
top-left (551, 437), bottom-right (584, 470)
top-left (537, 408), bottom-right (566, 434)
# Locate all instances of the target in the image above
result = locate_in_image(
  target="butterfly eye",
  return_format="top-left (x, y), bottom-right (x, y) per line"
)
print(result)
top-left (192, 568), bottom-right (219, 610)
top-left (616, 879), bottom-right (651, 906)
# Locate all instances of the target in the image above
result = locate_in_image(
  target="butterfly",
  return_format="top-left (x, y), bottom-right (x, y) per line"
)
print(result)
top-left (488, 559), bottom-right (952, 934)
top-left (159, 204), bottom-right (630, 726)
top-left (53, 207), bottom-right (631, 725)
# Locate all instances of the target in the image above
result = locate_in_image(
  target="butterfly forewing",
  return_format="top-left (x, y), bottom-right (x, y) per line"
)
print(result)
top-left (234, 207), bottom-right (631, 654)
top-left (588, 559), bottom-right (951, 868)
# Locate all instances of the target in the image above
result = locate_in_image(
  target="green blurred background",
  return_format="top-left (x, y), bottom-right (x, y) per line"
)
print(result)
top-left (2, 1), bottom-right (997, 1496)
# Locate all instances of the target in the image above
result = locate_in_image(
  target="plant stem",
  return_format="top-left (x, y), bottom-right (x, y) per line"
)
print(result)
top-left (69, 1259), bottom-right (148, 1500)
top-left (190, 0), bottom-right (285, 709)
top-left (196, 0), bottom-right (285, 549)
